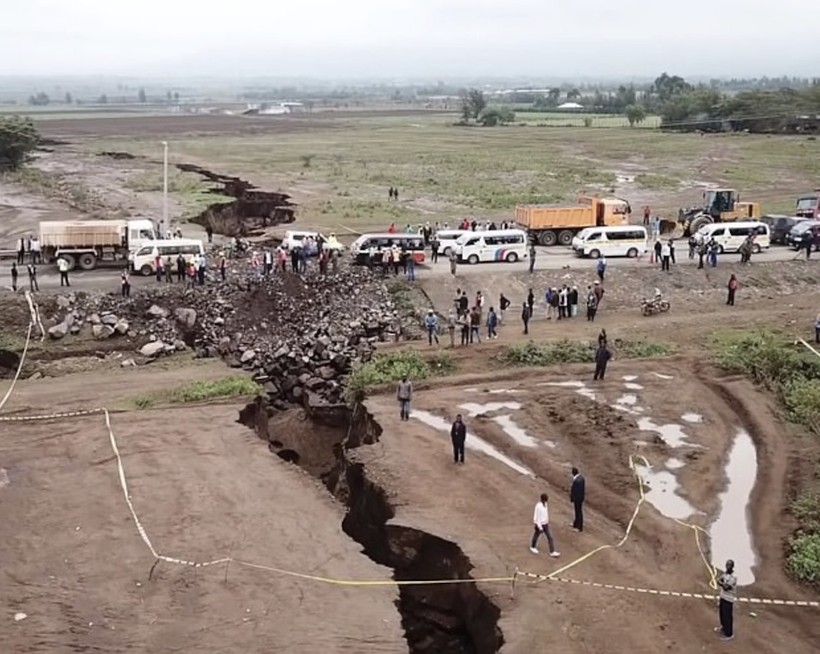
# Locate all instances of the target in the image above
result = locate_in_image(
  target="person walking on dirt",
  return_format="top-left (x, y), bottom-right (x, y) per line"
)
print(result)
top-left (10, 262), bottom-right (18, 291)
top-left (688, 236), bottom-right (697, 260)
top-left (669, 239), bottom-right (677, 265)
top-left (17, 237), bottom-right (26, 265)
top-left (527, 289), bottom-right (535, 317)
top-left (449, 248), bottom-right (458, 276)
top-left (726, 274), bottom-right (738, 306)
top-left (447, 310), bottom-right (456, 347)
top-left (593, 344), bottom-right (611, 381)
top-left (530, 493), bottom-right (560, 557)
top-left (593, 281), bottom-right (604, 308)
top-left (499, 293), bottom-right (510, 323)
top-left (57, 256), bottom-right (70, 287)
top-left (431, 236), bottom-right (440, 263)
top-left (425, 310), bottom-right (439, 346)
top-left (586, 287), bottom-right (598, 322)
top-left (661, 240), bottom-right (671, 272)
top-left (176, 254), bottom-right (185, 282)
top-left (654, 239), bottom-right (663, 267)
top-left (521, 302), bottom-right (531, 335)
top-left (570, 467), bottom-right (586, 532)
top-left (486, 306), bottom-right (498, 339)
top-left (715, 559), bottom-right (737, 641)
top-left (450, 414), bottom-right (466, 464)
top-left (405, 253), bottom-right (416, 281)
top-left (457, 291), bottom-right (469, 318)
top-left (596, 256), bottom-right (607, 283)
top-left (643, 206), bottom-right (651, 226)
top-left (206, 225), bottom-right (214, 244)
top-left (529, 244), bottom-right (536, 273)
top-left (814, 312), bottom-right (820, 344)
top-left (397, 376), bottom-right (412, 421)
top-left (598, 329), bottom-right (608, 349)
top-left (121, 270), bottom-right (131, 297)
top-left (469, 307), bottom-right (482, 343)
top-left (164, 256), bottom-right (173, 283)
top-left (27, 263), bottom-right (38, 292)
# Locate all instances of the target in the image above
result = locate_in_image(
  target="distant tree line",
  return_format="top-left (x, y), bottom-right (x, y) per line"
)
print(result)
top-left (458, 89), bottom-right (516, 126)
top-left (22, 88), bottom-right (180, 106)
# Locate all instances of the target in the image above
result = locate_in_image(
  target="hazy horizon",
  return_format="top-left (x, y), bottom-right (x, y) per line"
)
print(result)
top-left (4, 0), bottom-right (819, 78)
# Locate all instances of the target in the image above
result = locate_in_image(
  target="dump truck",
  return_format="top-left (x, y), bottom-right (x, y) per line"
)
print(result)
top-left (40, 218), bottom-right (157, 271)
top-left (795, 191), bottom-right (820, 219)
top-left (515, 196), bottom-right (631, 246)
top-left (678, 189), bottom-right (761, 237)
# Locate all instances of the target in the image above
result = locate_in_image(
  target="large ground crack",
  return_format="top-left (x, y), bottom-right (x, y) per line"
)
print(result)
top-left (239, 400), bottom-right (504, 653)
top-left (176, 163), bottom-right (296, 237)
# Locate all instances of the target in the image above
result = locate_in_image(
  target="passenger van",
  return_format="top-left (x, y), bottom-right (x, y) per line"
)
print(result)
top-left (571, 225), bottom-right (648, 259)
top-left (456, 229), bottom-right (528, 264)
top-left (351, 233), bottom-right (426, 265)
top-left (434, 230), bottom-right (469, 257)
top-left (130, 239), bottom-right (205, 275)
top-left (696, 222), bottom-right (770, 253)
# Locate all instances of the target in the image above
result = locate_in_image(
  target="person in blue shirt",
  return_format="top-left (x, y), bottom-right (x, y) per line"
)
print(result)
top-left (425, 310), bottom-right (439, 345)
top-left (596, 256), bottom-right (607, 283)
top-left (486, 307), bottom-right (498, 339)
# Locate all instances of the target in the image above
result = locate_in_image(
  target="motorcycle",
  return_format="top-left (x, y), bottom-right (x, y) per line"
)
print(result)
top-left (641, 296), bottom-right (671, 316)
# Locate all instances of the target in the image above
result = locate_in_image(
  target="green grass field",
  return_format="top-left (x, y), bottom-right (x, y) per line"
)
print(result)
top-left (512, 111), bottom-right (661, 128)
top-left (80, 113), bottom-right (820, 232)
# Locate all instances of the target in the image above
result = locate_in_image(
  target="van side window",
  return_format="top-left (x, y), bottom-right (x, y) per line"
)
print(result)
top-left (587, 232), bottom-right (603, 241)
top-left (711, 228), bottom-right (725, 236)
top-left (608, 230), bottom-right (644, 240)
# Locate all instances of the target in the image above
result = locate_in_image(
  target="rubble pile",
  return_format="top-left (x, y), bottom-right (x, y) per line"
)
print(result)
top-left (52, 261), bottom-right (413, 408)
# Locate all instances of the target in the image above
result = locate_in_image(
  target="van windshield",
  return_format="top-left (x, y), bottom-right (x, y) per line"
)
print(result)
top-left (576, 228), bottom-right (593, 239)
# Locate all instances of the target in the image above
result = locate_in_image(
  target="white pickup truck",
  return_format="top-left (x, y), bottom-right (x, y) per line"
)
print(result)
top-left (40, 219), bottom-right (157, 271)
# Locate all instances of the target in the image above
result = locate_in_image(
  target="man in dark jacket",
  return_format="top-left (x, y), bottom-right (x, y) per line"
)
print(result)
top-left (570, 467), bottom-right (586, 532)
top-left (593, 345), bottom-right (611, 381)
top-left (450, 414), bottom-right (466, 464)
top-left (521, 303), bottom-right (531, 335)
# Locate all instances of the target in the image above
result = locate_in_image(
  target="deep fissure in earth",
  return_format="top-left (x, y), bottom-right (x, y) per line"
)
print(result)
top-left (176, 163), bottom-right (296, 237)
top-left (238, 399), bottom-right (505, 654)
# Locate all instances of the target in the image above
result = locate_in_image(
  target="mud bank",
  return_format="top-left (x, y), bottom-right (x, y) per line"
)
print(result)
top-left (239, 400), bottom-right (504, 654)
top-left (176, 163), bottom-right (296, 237)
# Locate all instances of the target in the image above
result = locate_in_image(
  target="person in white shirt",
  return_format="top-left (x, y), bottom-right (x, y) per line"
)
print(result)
top-left (56, 256), bottom-right (70, 287)
top-left (529, 493), bottom-right (560, 557)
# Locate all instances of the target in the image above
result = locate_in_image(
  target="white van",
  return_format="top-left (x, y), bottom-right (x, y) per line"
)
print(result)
top-left (456, 229), bottom-right (528, 264)
top-left (571, 225), bottom-right (649, 259)
top-left (435, 230), bottom-right (469, 257)
top-left (130, 239), bottom-right (205, 275)
top-left (696, 222), bottom-right (770, 253)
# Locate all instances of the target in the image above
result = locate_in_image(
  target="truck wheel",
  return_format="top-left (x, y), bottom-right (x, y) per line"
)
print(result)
top-left (79, 253), bottom-right (97, 270)
top-left (558, 230), bottom-right (574, 246)
top-left (588, 249), bottom-right (601, 259)
top-left (140, 264), bottom-right (153, 277)
top-left (538, 231), bottom-right (557, 246)
top-left (62, 254), bottom-right (76, 271)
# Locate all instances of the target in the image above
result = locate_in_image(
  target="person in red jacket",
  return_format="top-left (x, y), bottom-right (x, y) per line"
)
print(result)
top-left (727, 274), bottom-right (738, 306)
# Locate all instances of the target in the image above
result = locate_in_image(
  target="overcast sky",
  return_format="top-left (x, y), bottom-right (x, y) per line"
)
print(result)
top-left (3, 0), bottom-right (819, 79)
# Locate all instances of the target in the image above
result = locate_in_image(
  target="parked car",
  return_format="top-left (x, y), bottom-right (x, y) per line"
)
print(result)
top-left (759, 215), bottom-right (808, 245)
top-left (786, 220), bottom-right (820, 249)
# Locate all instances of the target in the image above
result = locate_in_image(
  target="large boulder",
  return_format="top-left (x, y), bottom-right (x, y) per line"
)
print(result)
top-left (139, 341), bottom-right (166, 358)
top-left (48, 322), bottom-right (68, 339)
top-left (146, 305), bottom-right (169, 319)
top-left (175, 308), bottom-right (197, 328)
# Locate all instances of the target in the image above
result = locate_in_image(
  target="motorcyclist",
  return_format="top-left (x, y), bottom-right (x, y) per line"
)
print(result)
top-left (653, 287), bottom-right (663, 304)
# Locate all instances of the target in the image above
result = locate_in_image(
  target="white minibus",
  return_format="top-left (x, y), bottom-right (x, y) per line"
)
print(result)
top-left (696, 222), bottom-right (770, 253)
top-left (435, 230), bottom-right (470, 257)
top-left (571, 225), bottom-right (649, 259)
top-left (456, 229), bottom-right (528, 264)
top-left (130, 239), bottom-right (205, 275)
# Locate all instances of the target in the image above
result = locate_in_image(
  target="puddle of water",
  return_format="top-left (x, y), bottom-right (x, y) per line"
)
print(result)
top-left (464, 388), bottom-right (523, 394)
top-left (633, 462), bottom-right (697, 520)
top-left (616, 394), bottom-right (638, 406)
top-left (653, 373), bottom-right (674, 380)
top-left (622, 375), bottom-right (638, 381)
top-left (665, 458), bottom-right (685, 470)
top-left (458, 402), bottom-right (522, 417)
top-left (539, 381), bottom-right (585, 388)
top-left (491, 415), bottom-right (539, 448)
top-left (709, 429), bottom-right (758, 586)
top-left (613, 404), bottom-right (641, 416)
top-left (412, 410), bottom-right (534, 477)
top-left (637, 417), bottom-right (696, 448)
top-left (624, 382), bottom-right (644, 390)
top-left (681, 413), bottom-right (703, 424)
top-left (576, 388), bottom-right (597, 400)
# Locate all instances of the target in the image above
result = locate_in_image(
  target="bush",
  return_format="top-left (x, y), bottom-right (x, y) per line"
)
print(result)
top-left (787, 533), bottom-right (820, 584)
top-left (498, 339), bottom-right (673, 367)
top-left (345, 350), bottom-right (454, 404)
top-left (793, 493), bottom-right (820, 535)
top-left (133, 376), bottom-right (261, 408)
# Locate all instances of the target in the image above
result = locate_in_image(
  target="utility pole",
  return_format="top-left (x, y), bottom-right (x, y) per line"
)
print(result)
top-left (161, 141), bottom-right (169, 236)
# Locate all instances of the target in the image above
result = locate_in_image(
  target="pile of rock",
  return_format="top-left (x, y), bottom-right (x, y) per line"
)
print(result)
top-left (47, 294), bottom-right (131, 340)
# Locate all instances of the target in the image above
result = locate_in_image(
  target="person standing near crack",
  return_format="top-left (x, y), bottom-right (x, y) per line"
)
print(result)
top-left (396, 375), bottom-right (412, 421)
top-left (450, 414), bottom-right (466, 464)
top-left (530, 493), bottom-right (560, 557)
top-left (570, 467), bottom-right (585, 532)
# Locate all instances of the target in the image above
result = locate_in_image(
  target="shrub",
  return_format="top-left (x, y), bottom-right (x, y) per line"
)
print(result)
top-left (787, 533), bottom-right (820, 584)
top-left (792, 493), bottom-right (820, 535)
top-left (133, 376), bottom-right (260, 408)
top-left (345, 350), bottom-right (454, 404)
top-left (498, 339), bottom-right (673, 367)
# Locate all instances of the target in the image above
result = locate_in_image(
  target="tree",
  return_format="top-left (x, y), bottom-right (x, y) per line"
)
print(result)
top-left (0, 116), bottom-right (40, 171)
top-left (138, 87), bottom-right (147, 103)
top-left (173, 91), bottom-right (180, 104)
top-left (459, 88), bottom-right (487, 121)
top-left (27, 92), bottom-right (50, 106)
top-left (166, 90), bottom-right (172, 103)
top-left (653, 73), bottom-right (692, 102)
top-left (64, 92), bottom-right (73, 104)
top-left (566, 88), bottom-right (581, 100)
top-left (478, 106), bottom-right (516, 126)
top-left (98, 94), bottom-right (108, 104)
top-left (625, 104), bottom-right (647, 127)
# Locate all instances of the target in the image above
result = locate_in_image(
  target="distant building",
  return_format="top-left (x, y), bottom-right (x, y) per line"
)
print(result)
top-left (556, 102), bottom-right (584, 110)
